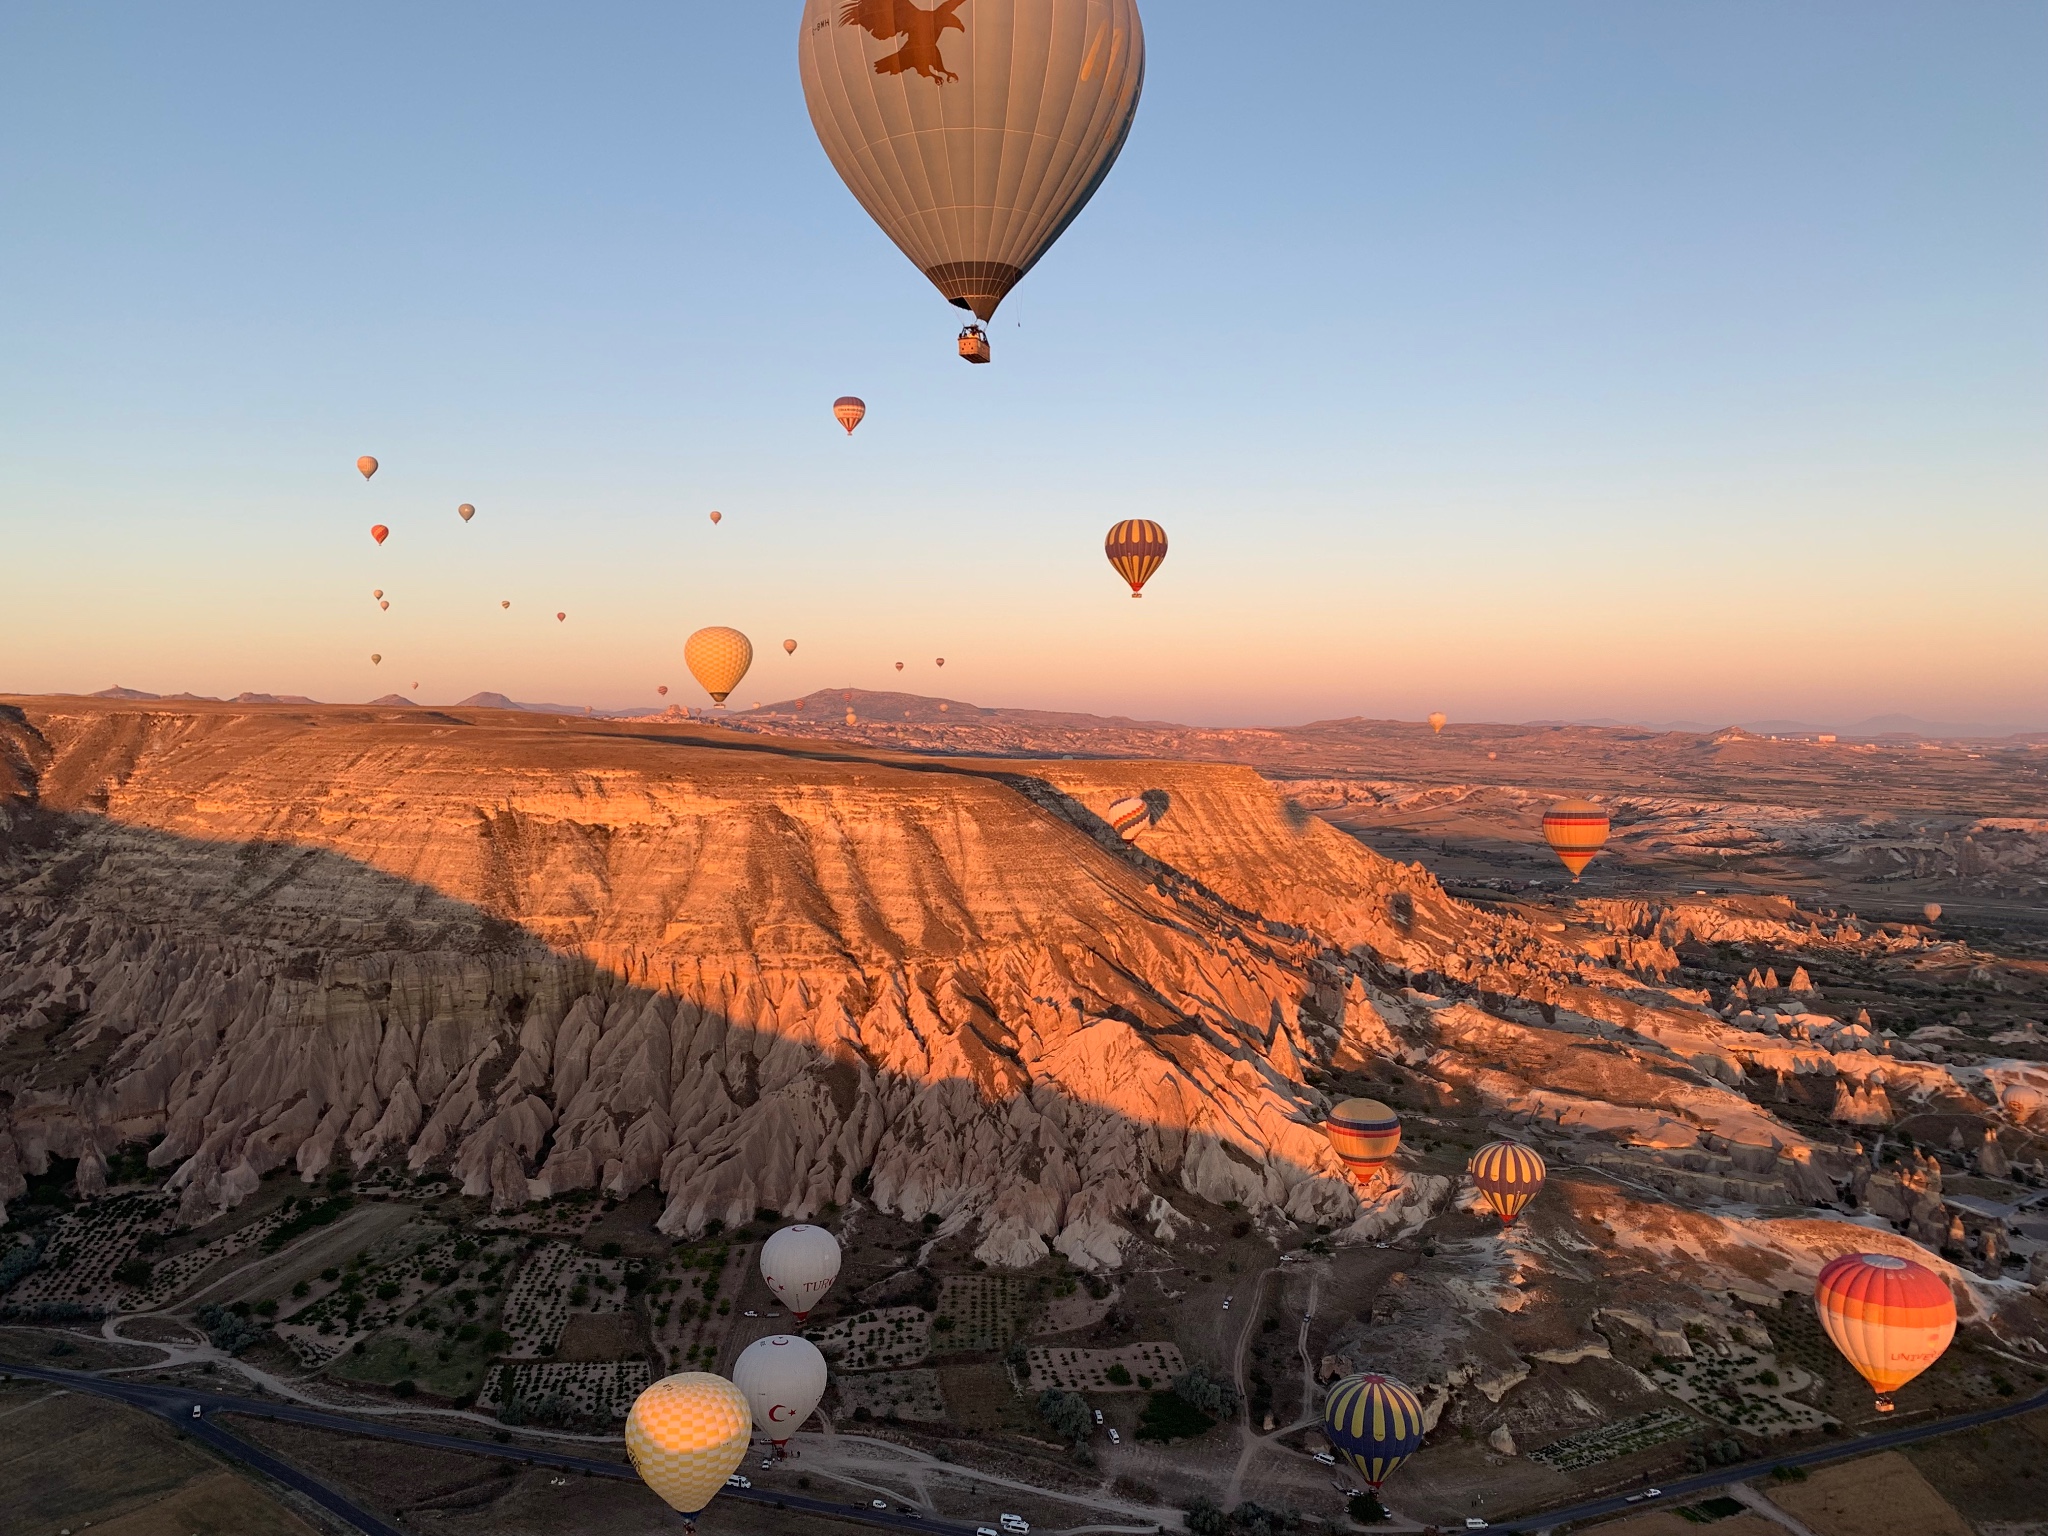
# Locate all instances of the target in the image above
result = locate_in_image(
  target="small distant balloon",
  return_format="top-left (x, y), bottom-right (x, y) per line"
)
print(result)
top-left (370, 524), bottom-right (389, 546)
top-left (372, 589), bottom-right (383, 600)
top-left (411, 681), bottom-right (418, 690)
top-left (1105, 519), bottom-right (1168, 598)
top-left (935, 658), bottom-right (945, 668)
top-left (939, 703), bottom-right (949, 712)
top-left (1429, 711), bottom-right (1447, 735)
top-left (709, 510), bottom-right (723, 525)
top-left (501, 600), bottom-right (511, 610)
top-left (557, 612), bottom-right (566, 623)
top-left (458, 503), bottom-right (475, 522)
top-left (379, 600), bottom-right (389, 611)
top-left (783, 639), bottom-right (798, 655)
top-left (895, 661), bottom-right (904, 672)
top-left (833, 396), bottom-right (866, 435)
top-left (1922, 903), bottom-right (1942, 923)
top-left (1488, 751), bottom-right (1498, 761)
top-left (658, 685), bottom-right (669, 697)
top-left (845, 710), bottom-right (857, 725)
top-left (356, 456), bottom-right (378, 480)
top-left (1107, 797), bottom-right (1151, 843)
top-left (370, 653), bottom-right (382, 665)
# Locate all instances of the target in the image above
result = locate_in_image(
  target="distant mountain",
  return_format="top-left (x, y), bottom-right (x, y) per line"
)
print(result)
top-left (364, 694), bottom-right (416, 707)
top-left (454, 692), bottom-right (521, 710)
top-left (91, 686), bottom-right (159, 700)
top-left (233, 692), bottom-right (320, 705)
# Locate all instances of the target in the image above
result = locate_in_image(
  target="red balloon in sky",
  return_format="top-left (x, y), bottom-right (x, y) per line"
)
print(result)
top-left (557, 612), bottom-right (567, 623)
top-left (370, 525), bottom-right (389, 546)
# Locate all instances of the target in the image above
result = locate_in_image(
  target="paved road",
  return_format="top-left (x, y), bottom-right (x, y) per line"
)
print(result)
top-left (1488, 1383), bottom-right (2048, 1533)
top-left (1, 1363), bottom-right (1001, 1535)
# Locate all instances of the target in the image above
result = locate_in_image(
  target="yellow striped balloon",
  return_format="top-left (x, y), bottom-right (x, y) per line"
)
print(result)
top-left (1107, 796), bottom-right (1150, 842)
top-left (1813, 1252), bottom-right (1955, 1412)
top-left (1541, 798), bottom-right (1610, 882)
top-left (1468, 1140), bottom-right (1546, 1224)
top-left (625, 1372), bottom-right (753, 1520)
top-left (1323, 1373), bottom-right (1424, 1490)
top-left (1326, 1098), bottom-right (1401, 1190)
top-left (1105, 519), bottom-right (1168, 598)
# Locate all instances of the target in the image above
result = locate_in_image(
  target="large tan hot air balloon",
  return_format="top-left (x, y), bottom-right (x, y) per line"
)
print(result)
top-left (732, 1335), bottom-right (829, 1454)
top-left (1542, 799), bottom-right (1610, 883)
top-left (1105, 519), bottom-right (1167, 597)
top-left (761, 1225), bottom-right (842, 1322)
top-left (1813, 1252), bottom-right (1955, 1412)
top-left (1428, 712), bottom-right (1447, 735)
top-left (624, 1373), bottom-right (753, 1527)
top-left (833, 396), bottom-right (866, 434)
top-left (799, 0), bottom-right (1146, 358)
top-left (356, 456), bottom-right (378, 480)
top-left (686, 627), bottom-right (754, 706)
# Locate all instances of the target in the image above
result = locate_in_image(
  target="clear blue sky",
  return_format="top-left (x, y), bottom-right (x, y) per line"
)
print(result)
top-left (3, 2), bottom-right (2043, 727)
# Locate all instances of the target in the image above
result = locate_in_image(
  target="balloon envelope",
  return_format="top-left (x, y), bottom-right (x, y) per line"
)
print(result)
top-left (732, 1336), bottom-right (829, 1446)
top-left (501, 600), bottom-right (511, 609)
top-left (1323, 1373), bottom-right (1424, 1491)
top-left (1922, 903), bottom-right (1942, 923)
top-left (1107, 796), bottom-right (1150, 843)
top-left (1814, 1252), bottom-right (1955, 1412)
top-left (1428, 712), bottom-right (1447, 734)
top-left (761, 1225), bottom-right (841, 1321)
top-left (1542, 799), bottom-right (1610, 882)
top-left (833, 396), bottom-right (866, 434)
top-left (935, 658), bottom-right (945, 667)
top-left (370, 654), bottom-right (381, 665)
top-left (370, 525), bottom-right (389, 546)
top-left (372, 589), bottom-right (383, 599)
top-left (379, 600), bottom-right (389, 611)
top-left (357, 456), bottom-right (378, 479)
top-left (658, 685), bottom-right (669, 696)
top-left (709, 510), bottom-right (723, 525)
top-left (1105, 520), bottom-right (1167, 597)
top-left (799, 0), bottom-right (1145, 324)
top-left (1327, 1098), bottom-right (1400, 1190)
top-left (783, 639), bottom-right (798, 655)
top-left (686, 627), bottom-right (754, 706)
top-left (458, 503), bottom-right (475, 521)
top-left (1468, 1141), bottom-right (1546, 1224)
top-left (625, 1373), bottom-right (753, 1517)
top-left (557, 612), bottom-right (566, 623)
top-left (895, 661), bottom-right (904, 671)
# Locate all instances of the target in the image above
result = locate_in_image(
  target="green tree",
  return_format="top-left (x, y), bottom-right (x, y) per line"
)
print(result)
top-left (1036, 1389), bottom-right (1093, 1444)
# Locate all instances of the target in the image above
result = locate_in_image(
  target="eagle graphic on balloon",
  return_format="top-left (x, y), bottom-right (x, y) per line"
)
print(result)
top-left (839, 0), bottom-right (967, 83)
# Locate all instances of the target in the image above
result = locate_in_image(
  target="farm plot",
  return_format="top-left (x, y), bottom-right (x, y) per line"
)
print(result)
top-left (644, 1242), bottom-right (744, 1373)
top-left (1647, 1341), bottom-right (1832, 1436)
top-left (499, 1241), bottom-right (631, 1359)
top-left (5, 1191), bottom-right (177, 1308)
top-left (835, 1368), bottom-right (948, 1424)
top-left (1025, 1342), bottom-right (1183, 1394)
top-left (808, 1306), bottom-right (931, 1370)
top-left (931, 1275), bottom-right (1029, 1355)
top-left (1526, 1408), bottom-right (1699, 1471)
top-left (276, 1227), bottom-right (519, 1370)
top-left (480, 1360), bottom-right (651, 1426)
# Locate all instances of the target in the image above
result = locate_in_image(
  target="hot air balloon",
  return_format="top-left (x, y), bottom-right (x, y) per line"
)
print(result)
top-left (658, 685), bottom-right (669, 697)
top-left (458, 503), bottom-right (475, 522)
top-left (783, 639), bottom-right (798, 655)
top-left (1813, 1252), bottom-right (1956, 1412)
top-left (1323, 1374), bottom-right (1424, 1492)
top-left (372, 589), bottom-right (383, 600)
top-left (501, 600), bottom-right (511, 609)
top-left (799, 0), bottom-right (1145, 359)
top-left (1326, 1098), bottom-right (1401, 1192)
top-left (370, 654), bottom-right (382, 665)
top-left (357, 456), bottom-right (378, 480)
top-left (732, 1336), bottom-right (829, 1454)
top-left (709, 510), bottom-right (722, 525)
top-left (935, 658), bottom-right (945, 668)
top-left (895, 661), bottom-right (904, 672)
top-left (557, 612), bottom-right (566, 623)
top-left (379, 600), bottom-right (390, 611)
top-left (1468, 1141), bottom-right (1546, 1225)
top-left (1542, 799), bottom-right (1610, 883)
top-left (845, 710), bottom-right (857, 725)
top-left (833, 396), bottom-right (866, 434)
top-left (1429, 712), bottom-right (1447, 735)
top-left (686, 627), bottom-right (754, 706)
top-left (1922, 903), bottom-right (1942, 923)
top-left (370, 524), bottom-right (389, 546)
top-left (1107, 797), bottom-right (1150, 843)
top-left (411, 682), bottom-right (419, 690)
top-left (624, 1373), bottom-right (753, 1530)
top-left (761, 1225), bottom-right (842, 1322)
top-left (1105, 520), bottom-right (1167, 597)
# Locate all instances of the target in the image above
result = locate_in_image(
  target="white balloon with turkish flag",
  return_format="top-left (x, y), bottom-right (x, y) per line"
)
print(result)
top-left (760, 1224), bottom-right (842, 1321)
top-left (732, 1335), bottom-right (829, 1450)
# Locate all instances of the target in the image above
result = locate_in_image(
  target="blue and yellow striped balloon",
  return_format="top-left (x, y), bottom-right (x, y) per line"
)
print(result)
top-left (1323, 1373), bottom-right (1425, 1491)
top-left (1326, 1098), bottom-right (1401, 1190)
top-left (1468, 1140), bottom-right (1547, 1224)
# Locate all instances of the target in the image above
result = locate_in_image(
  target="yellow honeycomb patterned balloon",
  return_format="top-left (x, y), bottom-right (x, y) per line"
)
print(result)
top-left (625, 1372), bottom-right (753, 1518)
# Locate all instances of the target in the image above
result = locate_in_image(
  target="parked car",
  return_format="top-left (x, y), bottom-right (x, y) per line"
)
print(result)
top-left (726, 1475), bottom-right (751, 1489)
top-left (1107, 1427), bottom-right (1120, 1445)
top-left (1093, 1409), bottom-right (1104, 1426)
top-left (1313, 1451), bottom-right (1336, 1466)
top-left (1465, 1521), bottom-right (1489, 1530)
top-left (190, 1405), bottom-right (203, 1419)
top-left (1000, 1516), bottom-right (1031, 1534)
top-left (872, 1499), bottom-right (889, 1510)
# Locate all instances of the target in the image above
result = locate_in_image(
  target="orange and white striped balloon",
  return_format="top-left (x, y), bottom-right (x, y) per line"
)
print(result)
top-left (1813, 1252), bottom-right (1955, 1412)
top-left (1107, 797), bottom-right (1150, 842)
top-left (1105, 519), bottom-right (1167, 598)
top-left (1542, 799), bottom-right (1610, 882)
top-left (1326, 1098), bottom-right (1401, 1191)
top-left (1468, 1141), bottom-right (1546, 1224)
top-left (833, 396), bottom-right (866, 434)
top-left (625, 1372), bottom-right (753, 1518)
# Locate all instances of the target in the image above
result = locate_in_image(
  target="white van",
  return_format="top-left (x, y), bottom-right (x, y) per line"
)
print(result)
top-left (1000, 1517), bottom-right (1031, 1535)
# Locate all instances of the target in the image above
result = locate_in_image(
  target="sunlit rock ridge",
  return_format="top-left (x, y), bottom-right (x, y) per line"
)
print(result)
top-left (0, 699), bottom-right (2006, 1281)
